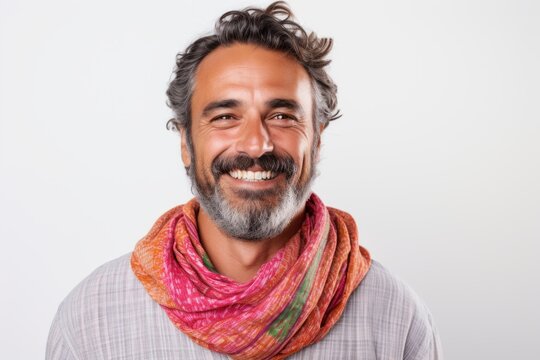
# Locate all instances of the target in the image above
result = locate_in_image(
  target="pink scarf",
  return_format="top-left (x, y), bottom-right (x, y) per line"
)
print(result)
top-left (131, 193), bottom-right (371, 359)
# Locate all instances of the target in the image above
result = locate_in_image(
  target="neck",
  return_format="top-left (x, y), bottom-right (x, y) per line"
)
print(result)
top-left (197, 206), bottom-right (305, 283)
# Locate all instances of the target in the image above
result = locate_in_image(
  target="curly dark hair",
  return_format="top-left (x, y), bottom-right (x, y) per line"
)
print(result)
top-left (166, 1), bottom-right (340, 150)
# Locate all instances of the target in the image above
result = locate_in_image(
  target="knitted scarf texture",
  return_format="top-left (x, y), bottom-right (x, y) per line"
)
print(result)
top-left (131, 193), bottom-right (371, 359)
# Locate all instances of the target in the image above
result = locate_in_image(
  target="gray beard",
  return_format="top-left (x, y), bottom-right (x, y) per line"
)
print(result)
top-left (190, 170), bottom-right (316, 241)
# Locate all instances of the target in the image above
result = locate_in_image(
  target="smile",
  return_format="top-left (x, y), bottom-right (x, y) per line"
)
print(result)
top-left (228, 170), bottom-right (277, 181)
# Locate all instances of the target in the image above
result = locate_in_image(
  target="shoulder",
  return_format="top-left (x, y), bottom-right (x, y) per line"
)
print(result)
top-left (51, 253), bottom-right (142, 334)
top-left (356, 259), bottom-right (432, 318)
top-left (47, 254), bottom-right (226, 359)
top-left (362, 260), bottom-right (443, 359)
top-left (317, 260), bottom-right (443, 360)
top-left (47, 254), bottom-right (157, 358)
top-left (59, 253), bottom-right (138, 314)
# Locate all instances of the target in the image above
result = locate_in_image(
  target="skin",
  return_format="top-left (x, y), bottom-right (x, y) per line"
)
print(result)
top-left (181, 43), bottom-right (321, 283)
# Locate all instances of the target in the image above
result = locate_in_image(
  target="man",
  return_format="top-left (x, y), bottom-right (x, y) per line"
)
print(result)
top-left (46, 2), bottom-right (443, 359)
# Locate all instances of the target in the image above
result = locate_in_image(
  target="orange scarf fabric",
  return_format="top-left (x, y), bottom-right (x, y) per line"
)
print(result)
top-left (131, 193), bottom-right (371, 359)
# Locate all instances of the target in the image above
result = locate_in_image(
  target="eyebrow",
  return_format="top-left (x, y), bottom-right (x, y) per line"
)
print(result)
top-left (201, 99), bottom-right (241, 117)
top-left (266, 98), bottom-right (305, 117)
top-left (200, 98), bottom-right (305, 117)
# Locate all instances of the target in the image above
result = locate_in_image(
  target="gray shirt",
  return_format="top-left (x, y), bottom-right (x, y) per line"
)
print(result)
top-left (46, 254), bottom-right (443, 359)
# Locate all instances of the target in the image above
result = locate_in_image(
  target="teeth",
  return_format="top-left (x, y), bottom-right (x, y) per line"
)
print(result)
top-left (228, 170), bottom-right (276, 181)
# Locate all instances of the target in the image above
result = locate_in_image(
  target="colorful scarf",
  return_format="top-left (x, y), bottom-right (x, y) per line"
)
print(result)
top-left (131, 193), bottom-right (371, 360)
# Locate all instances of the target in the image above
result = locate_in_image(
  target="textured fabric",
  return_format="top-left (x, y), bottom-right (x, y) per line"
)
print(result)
top-left (131, 194), bottom-right (371, 360)
top-left (46, 254), bottom-right (443, 360)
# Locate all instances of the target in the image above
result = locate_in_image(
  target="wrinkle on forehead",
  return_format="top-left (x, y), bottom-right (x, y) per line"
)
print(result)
top-left (191, 43), bottom-right (313, 115)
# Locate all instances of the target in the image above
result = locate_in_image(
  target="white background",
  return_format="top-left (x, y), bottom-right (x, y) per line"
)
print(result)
top-left (1, 0), bottom-right (539, 359)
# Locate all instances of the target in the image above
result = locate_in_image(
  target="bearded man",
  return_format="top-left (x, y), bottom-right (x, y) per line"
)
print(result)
top-left (46, 2), bottom-right (443, 359)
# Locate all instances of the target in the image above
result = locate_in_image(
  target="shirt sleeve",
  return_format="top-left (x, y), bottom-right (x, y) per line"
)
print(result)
top-left (45, 307), bottom-right (79, 360)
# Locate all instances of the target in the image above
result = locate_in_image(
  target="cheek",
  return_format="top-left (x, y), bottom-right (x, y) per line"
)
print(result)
top-left (193, 131), bottom-right (236, 168)
top-left (271, 130), bottom-right (312, 168)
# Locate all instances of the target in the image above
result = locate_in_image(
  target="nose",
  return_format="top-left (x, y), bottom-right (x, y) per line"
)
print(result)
top-left (234, 116), bottom-right (274, 158)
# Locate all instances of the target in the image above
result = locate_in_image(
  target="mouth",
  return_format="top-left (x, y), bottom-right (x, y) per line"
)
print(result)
top-left (228, 170), bottom-right (278, 181)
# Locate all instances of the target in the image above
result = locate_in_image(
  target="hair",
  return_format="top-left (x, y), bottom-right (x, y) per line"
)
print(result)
top-left (165, 1), bottom-right (341, 150)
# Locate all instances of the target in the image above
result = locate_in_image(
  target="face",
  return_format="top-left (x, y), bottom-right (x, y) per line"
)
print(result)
top-left (182, 43), bottom-right (320, 240)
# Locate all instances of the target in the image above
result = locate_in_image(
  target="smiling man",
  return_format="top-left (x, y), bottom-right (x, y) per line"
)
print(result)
top-left (46, 2), bottom-right (443, 359)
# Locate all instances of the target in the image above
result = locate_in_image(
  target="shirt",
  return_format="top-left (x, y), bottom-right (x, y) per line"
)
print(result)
top-left (46, 254), bottom-right (443, 359)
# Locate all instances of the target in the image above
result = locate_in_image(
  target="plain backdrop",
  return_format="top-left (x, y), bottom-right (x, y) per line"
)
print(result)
top-left (1, 0), bottom-right (539, 359)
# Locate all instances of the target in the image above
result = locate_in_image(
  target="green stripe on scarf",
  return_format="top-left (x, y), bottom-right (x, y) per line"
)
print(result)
top-left (202, 253), bottom-right (218, 273)
top-left (268, 221), bottom-right (329, 342)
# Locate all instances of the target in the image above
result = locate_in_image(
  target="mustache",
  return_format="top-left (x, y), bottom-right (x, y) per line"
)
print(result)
top-left (212, 153), bottom-right (297, 180)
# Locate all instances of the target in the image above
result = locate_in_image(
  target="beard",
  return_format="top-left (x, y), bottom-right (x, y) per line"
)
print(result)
top-left (188, 152), bottom-right (317, 241)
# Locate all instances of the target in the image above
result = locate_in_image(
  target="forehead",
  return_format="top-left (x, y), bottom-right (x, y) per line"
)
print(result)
top-left (192, 43), bottom-right (313, 111)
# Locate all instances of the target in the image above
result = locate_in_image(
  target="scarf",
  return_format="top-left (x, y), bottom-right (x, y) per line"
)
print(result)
top-left (131, 193), bottom-right (371, 360)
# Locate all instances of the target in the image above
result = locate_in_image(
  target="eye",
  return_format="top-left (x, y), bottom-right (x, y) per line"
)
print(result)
top-left (211, 114), bottom-right (236, 121)
top-left (269, 113), bottom-right (297, 121)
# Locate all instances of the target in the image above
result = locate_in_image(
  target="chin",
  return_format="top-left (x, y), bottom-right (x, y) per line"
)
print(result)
top-left (198, 184), bottom-right (303, 241)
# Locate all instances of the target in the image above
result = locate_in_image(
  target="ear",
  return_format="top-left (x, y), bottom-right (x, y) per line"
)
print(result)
top-left (180, 128), bottom-right (191, 168)
top-left (317, 123), bottom-right (325, 146)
